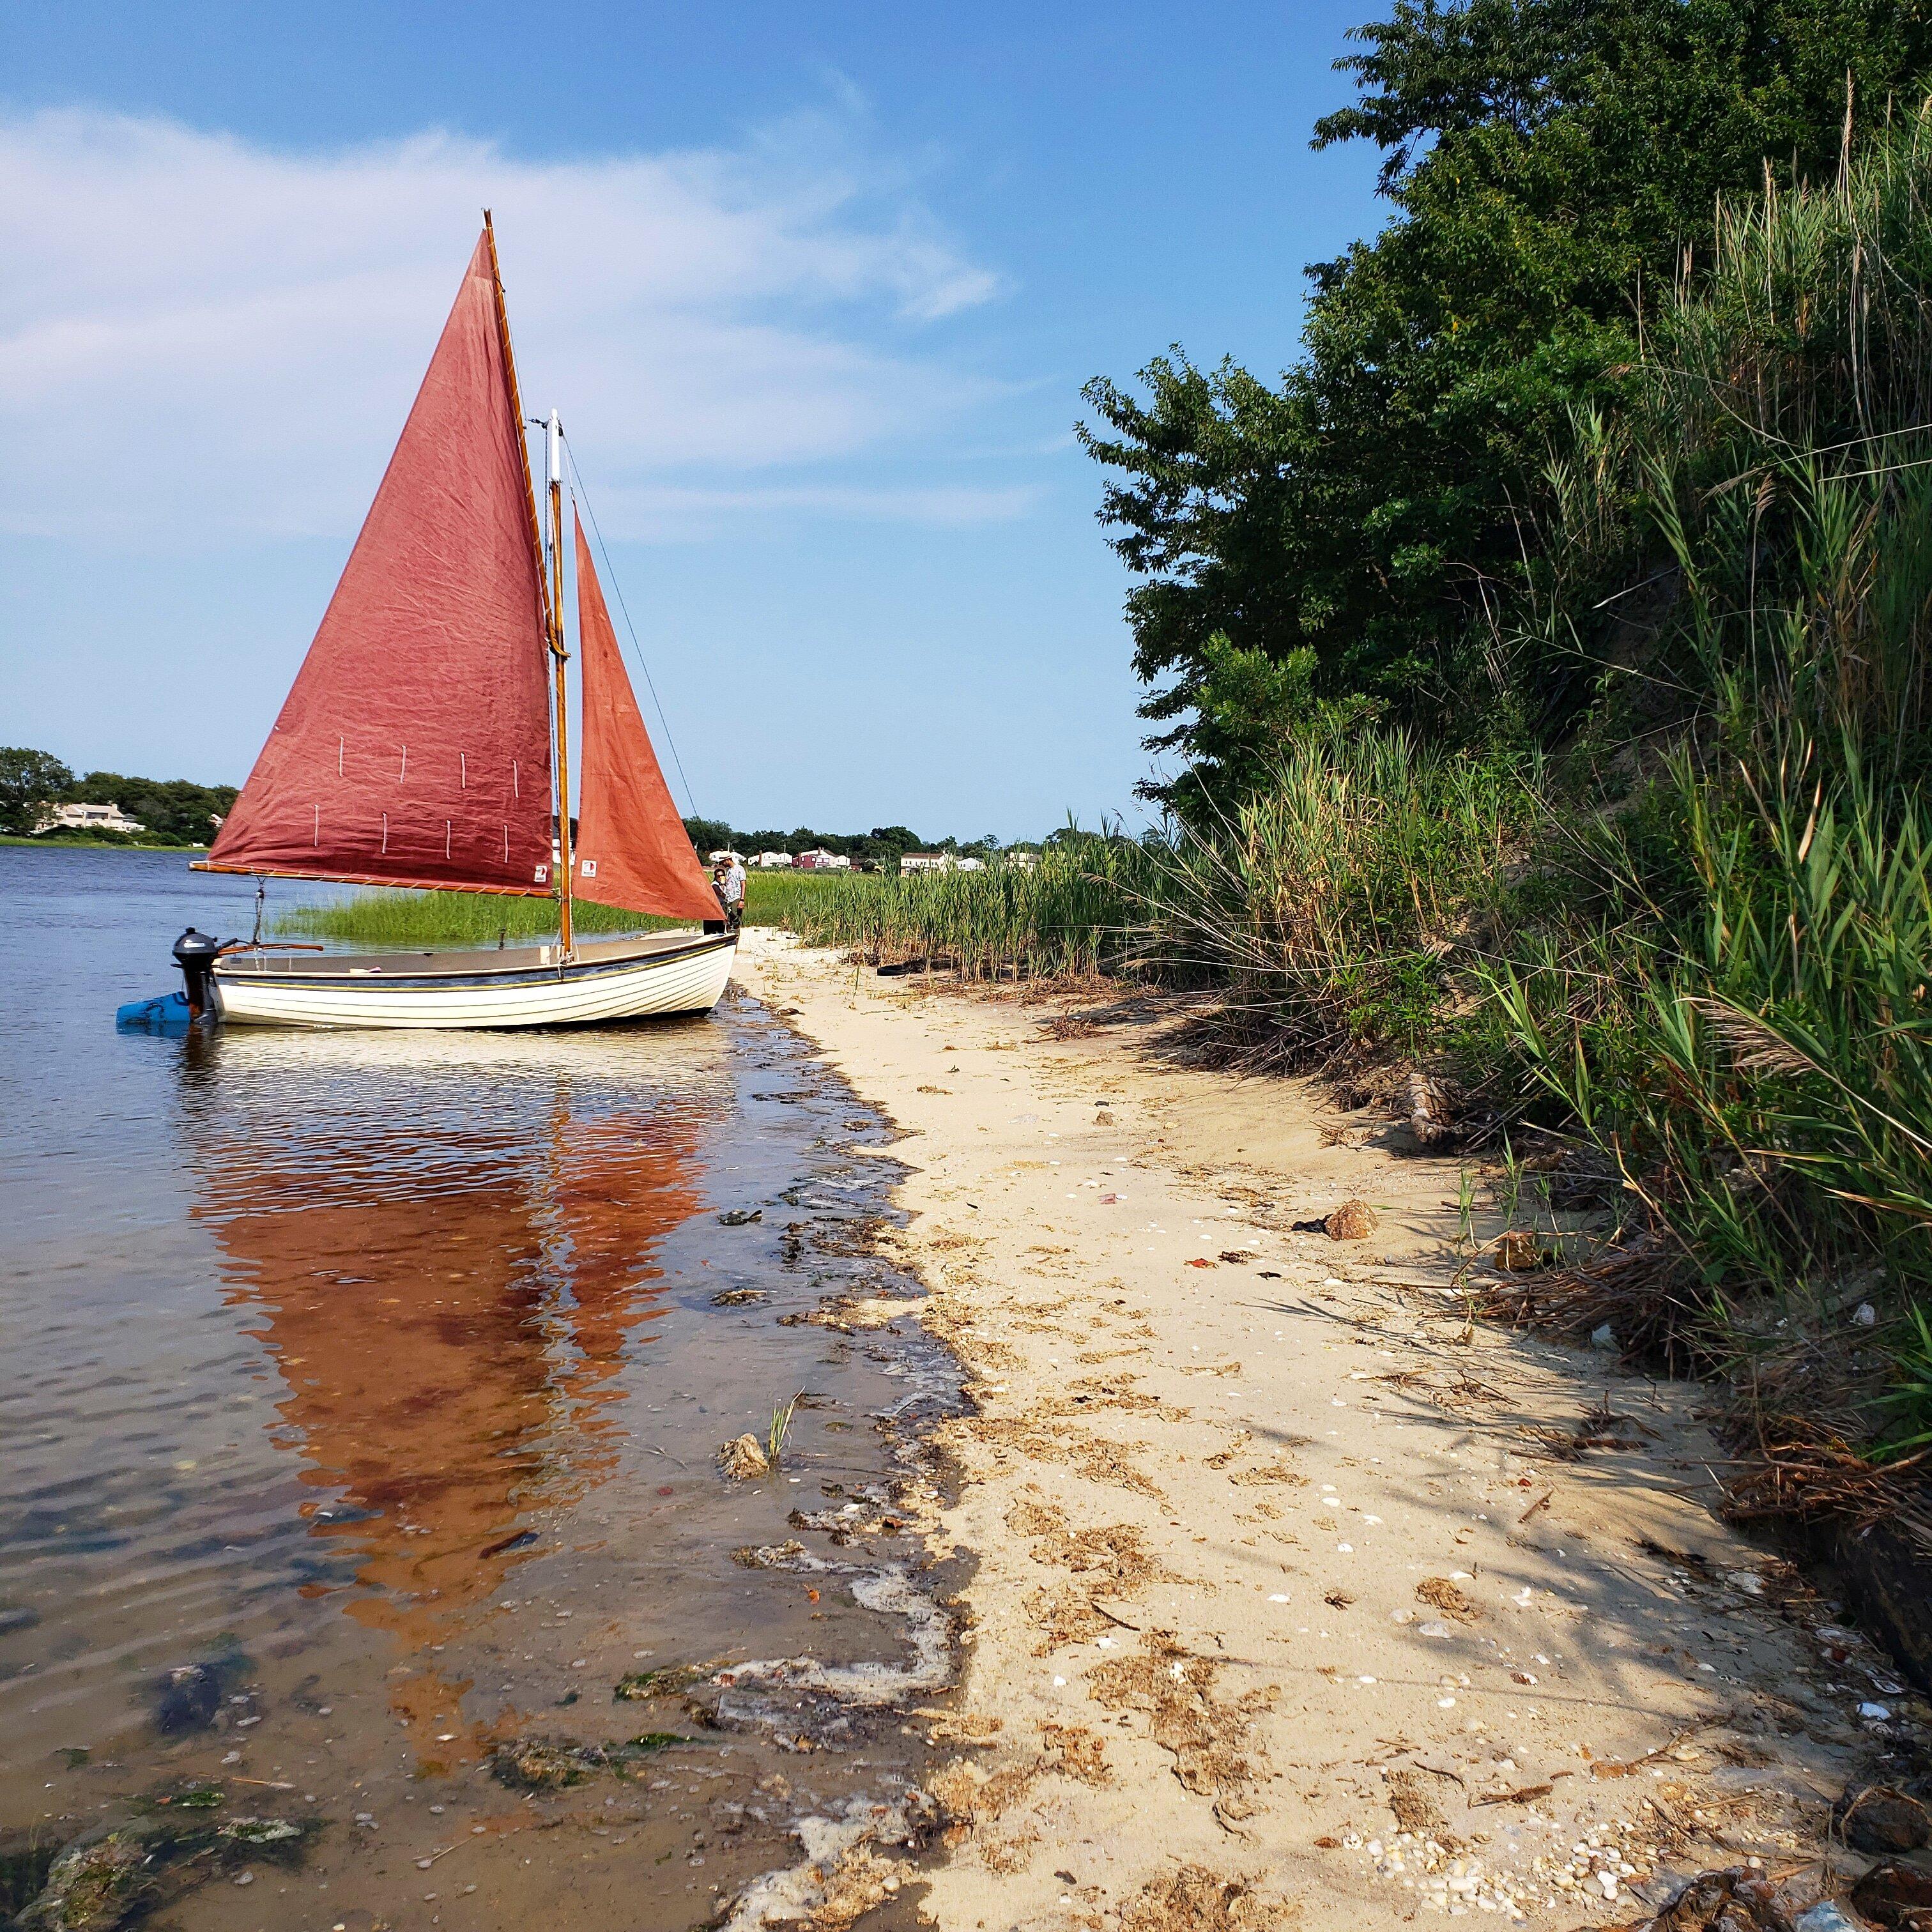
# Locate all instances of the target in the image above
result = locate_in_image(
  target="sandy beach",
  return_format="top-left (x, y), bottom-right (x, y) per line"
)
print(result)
top-left (735, 929), bottom-right (1928, 1930)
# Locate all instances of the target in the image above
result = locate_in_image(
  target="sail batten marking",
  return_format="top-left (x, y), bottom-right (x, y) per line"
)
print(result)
top-left (399, 744), bottom-right (408, 783)
top-left (312, 804), bottom-right (320, 847)
top-left (337, 736), bottom-right (344, 776)
top-left (445, 820), bottom-right (452, 859)
top-left (381, 811), bottom-right (389, 855)
top-left (460, 752), bottom-right (468, 788)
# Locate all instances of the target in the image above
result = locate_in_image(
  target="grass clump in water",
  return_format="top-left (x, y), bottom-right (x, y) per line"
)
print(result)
top-left (613, 1660), bottom-right (719, 1701)
top-left (488, 1735), bottom-right (691, 1790)
top-left (766, 1392), bottom-right (804, 1469)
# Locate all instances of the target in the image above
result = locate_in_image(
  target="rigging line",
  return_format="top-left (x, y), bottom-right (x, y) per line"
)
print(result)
top-left (560, 437), bottom-right (702, 824)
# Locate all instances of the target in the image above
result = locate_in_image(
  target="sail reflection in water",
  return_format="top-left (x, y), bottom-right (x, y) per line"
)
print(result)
top-left (185, 1025), bottom-right (728, 1645)
top-left (1, 851), bottom-right (962, 1929)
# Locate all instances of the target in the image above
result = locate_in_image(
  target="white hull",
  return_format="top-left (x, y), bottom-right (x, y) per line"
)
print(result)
top-left (212, 931), bottom-right (735, 1031)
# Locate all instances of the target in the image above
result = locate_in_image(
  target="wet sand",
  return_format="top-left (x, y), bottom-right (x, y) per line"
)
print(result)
top-left (737, 930), bottom-right (1931, 1930)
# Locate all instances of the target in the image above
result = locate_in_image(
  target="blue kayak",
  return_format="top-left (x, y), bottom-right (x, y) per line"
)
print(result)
top-left (116, 990), bottom-right (197, 1033)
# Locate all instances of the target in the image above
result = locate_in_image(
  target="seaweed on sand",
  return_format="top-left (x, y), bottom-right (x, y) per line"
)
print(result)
top-left (10, 1809), bottom-right (318, 1932)
top-left (13, 1833), bottom-right (149, 1932)
top-left (487, 1733), bottom-right (691, 1790)
top-left (612, 1659), bottom-right (726, 1702)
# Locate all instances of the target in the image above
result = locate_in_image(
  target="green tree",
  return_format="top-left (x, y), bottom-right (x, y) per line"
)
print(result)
top-left (0, 747), bottom-right (75, 835)
top-left (681, 815), bottom-right (736, 854)
top-left (70, 772), bottom-right (238, 846)
top-left (1083, 0), bottom-right (1932, 804)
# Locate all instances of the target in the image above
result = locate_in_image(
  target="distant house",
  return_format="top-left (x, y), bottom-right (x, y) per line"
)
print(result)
top-left (793, 848), bottom-right (850, 871)
top-left (754, 851), bottom-right (792, 870)
top-left (955, 855), bottom-right (986, 873)
top-left (707, 848), bottom-right (746, 864)
top-left (36, 801), bottom-right (146, 836)
top-left (1005, 850), bottom-right (1038, 871)
top-left (900, 851), bottom-right (953, 874)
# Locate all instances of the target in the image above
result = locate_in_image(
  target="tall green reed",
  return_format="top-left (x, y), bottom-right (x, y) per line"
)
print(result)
top-left (1465, 123), bottom-right (1932, 1425)
top-left (1134, 730), bottom-right (1531, 1069)
top-left (778, 841), bottom-right (1144, 981)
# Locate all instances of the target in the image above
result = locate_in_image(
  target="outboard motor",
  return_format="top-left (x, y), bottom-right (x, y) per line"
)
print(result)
top-left (172, 928), bottom-right (224, 1020)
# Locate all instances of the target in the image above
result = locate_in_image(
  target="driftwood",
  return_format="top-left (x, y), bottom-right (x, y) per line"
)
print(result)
top-left (1717, 1414), bottom-right (1932, 1548)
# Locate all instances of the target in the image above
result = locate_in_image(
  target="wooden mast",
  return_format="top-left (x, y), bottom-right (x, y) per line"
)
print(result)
top-left (482, 210), bottom-right (574, 953)
top-left (546, 411), bottom-right (576, 954)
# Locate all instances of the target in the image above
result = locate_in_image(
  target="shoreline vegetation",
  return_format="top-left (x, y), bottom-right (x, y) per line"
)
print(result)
top-left (1008, 34), bottom-right (1932, 1623)
top-left (0, 747), bottom-right (238, 848)
top-left (0, 833), bottom-right (210, 851)
top-left (678, 82), bottom-right (1932, 1637)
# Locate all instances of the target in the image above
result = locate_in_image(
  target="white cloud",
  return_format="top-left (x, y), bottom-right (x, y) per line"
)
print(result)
top-left (0, 107), bottom-right (1013, 545)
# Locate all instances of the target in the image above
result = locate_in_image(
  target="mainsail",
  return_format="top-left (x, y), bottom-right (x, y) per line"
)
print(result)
top-left (199, 231), bottom-right (555, 894)
top-left (569, 519), bottom-right (721, 923)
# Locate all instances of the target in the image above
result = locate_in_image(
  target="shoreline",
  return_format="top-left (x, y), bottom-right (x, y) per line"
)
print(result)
top-left (0, 834), bottom-right (208, 850)
top-left (734, 929), bottom-right (1929, 1929)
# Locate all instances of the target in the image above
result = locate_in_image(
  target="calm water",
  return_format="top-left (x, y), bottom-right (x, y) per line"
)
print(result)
top-left (0, 847), bottom-right (957, 1929)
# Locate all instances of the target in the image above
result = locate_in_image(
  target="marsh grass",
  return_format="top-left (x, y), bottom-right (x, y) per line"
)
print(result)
top-left (1877, 1303), bottom-right (1932, 1458)
top-left (270, 855), bottom-right (1138, 988)
top-left (1130, 731), bottom-right (1531, 1071)
top-left (777, 842), bottom-right (1146, 981)
top-left (271, 869), bottom-right (857, 947)
top-left (1450, 126), bottom-right (1932, 1483)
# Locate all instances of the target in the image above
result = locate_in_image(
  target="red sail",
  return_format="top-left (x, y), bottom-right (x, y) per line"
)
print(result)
top-left (570, 520), bottom-right (719, 923)
top-left (200, 232), bottom-right (555, 894)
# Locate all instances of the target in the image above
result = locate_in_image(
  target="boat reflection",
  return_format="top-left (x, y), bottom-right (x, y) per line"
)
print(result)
top-left (180, 1024), bottom-right (727, 1657)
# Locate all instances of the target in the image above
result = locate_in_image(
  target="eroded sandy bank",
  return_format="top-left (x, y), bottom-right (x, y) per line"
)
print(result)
top-left (733, 930), bottom-right (1928, 1931)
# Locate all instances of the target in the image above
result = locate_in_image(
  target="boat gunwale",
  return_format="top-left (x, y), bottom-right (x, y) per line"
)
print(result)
top-left (215, 929), bottom-right (733, 987)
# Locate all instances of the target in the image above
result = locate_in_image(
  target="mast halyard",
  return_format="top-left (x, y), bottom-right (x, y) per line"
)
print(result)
top-left (546, 410), bottom-right (576, 955)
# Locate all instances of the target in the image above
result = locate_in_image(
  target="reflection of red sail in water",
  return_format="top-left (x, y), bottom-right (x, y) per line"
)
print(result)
top-left (540, 1105), bottom-right (708, 1480)
top-left (192, 1091), bottom-right (706, 1660)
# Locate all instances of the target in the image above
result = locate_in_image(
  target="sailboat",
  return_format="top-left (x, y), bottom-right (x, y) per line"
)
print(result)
top-left (176, 218), bottom-right (733, 1029)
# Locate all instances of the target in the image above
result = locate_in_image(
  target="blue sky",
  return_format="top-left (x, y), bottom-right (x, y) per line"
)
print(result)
top-left (1, 1), bottom-right (1385, 840)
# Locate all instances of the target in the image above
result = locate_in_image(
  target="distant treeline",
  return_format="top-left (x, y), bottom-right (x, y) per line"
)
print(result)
top-left (0, 747), bottom-right (238, 847)
top-left (677, 816), bottom-right (1039, 867)
top-left (0, 746), bottom-right (1037, 863)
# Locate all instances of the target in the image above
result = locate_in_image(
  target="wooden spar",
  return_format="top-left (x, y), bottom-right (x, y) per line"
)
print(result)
top-left (547, 413), bottom-right (576, 954)
top-left (483, 210), bottom-right (572, 947)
